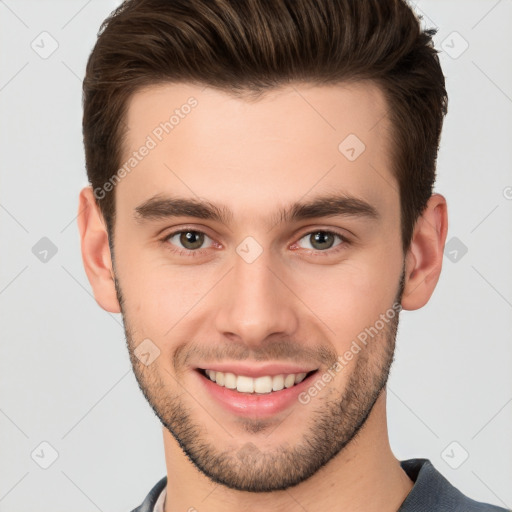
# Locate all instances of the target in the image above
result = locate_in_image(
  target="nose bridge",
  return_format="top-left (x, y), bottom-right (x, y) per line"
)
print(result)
top-left (213, 247), bottom-right (298, 345)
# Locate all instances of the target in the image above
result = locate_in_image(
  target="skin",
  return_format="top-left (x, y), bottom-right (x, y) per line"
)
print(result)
top-left (78, 81), bottom-right (448, 512)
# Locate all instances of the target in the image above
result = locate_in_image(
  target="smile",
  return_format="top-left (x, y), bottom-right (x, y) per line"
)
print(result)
top-left (199, 368), bottom-right (317, 394)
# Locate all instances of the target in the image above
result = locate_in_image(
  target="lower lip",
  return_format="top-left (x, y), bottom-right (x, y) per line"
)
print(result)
top-left (196, 370), bottom-right (317, 418)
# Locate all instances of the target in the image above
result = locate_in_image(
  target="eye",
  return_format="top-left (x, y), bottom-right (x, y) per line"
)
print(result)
top-left (296, 230), bottom-right (345, 251)
top-left (165, 230), bottom-right (214, 251)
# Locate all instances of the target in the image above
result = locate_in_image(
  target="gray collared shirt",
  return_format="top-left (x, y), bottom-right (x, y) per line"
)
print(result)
top-left (130, 458), bottom-right (510, 512)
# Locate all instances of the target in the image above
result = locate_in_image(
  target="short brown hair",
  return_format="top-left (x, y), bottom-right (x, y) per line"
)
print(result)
top-left (82, 0), bottom-right (448, 252)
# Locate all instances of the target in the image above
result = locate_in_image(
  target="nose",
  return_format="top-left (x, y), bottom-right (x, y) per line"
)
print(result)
top-left (213, 249), bottom-right (299, 348)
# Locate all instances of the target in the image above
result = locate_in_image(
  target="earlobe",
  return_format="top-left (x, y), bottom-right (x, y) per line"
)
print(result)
top-left (77, 187), bottom-right (121, 313)
top-left (401, 193), bottom-right (448, 311)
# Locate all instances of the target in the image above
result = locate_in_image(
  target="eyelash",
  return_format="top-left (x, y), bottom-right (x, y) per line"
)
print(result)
top-left (160, 227), bottom-right (350, 258)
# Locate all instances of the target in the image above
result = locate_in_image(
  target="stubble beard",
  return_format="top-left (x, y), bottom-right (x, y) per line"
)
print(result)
top-left (116, 269), bottom-right (404, 492)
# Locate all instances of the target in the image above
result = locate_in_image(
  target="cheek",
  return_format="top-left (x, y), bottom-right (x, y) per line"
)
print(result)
top-left (116, 250), bottom-right (220, 338)
top-left (290, 254), bottom-right (402, 347)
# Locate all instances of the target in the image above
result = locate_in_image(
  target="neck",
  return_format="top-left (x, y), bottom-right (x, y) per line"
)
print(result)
top-left (162, 390), bottom-right (413, 512)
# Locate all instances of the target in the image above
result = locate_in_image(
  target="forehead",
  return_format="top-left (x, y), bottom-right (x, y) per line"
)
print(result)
top-left (118, 81), bottom-right (397, 224)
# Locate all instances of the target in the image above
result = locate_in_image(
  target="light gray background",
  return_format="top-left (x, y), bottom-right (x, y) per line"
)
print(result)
top-left (1, 1), bottom-right (511, 511)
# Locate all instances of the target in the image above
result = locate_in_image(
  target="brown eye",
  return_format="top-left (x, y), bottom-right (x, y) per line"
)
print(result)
top-left (167, 230), bottom-right (212, 251)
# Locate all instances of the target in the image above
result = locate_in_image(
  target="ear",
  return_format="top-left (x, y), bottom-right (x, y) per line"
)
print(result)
top-left (401, 193), bottom-right (448, 310)
top-left (77, 187), bottom-right (121, 313)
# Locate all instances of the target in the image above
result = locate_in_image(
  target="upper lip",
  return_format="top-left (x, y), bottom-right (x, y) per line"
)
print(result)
top-left (197, 363), bottom-right (318, 378)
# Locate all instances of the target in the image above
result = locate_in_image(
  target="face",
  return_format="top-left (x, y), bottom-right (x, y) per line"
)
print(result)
top-left (111, 82), bottom-right (405, 491)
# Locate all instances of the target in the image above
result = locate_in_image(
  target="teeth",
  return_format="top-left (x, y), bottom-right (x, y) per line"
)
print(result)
top-left (224, 372), bottom-right (237, 389)
top-left (272, 374), bottom-right (284, 391)
top-left (284, 374), bottom-right (295, 388)
top-left (215, 371), bottom-right (225, 386)
top-left (237, 375), bottom-right (254, 393)
top-left (203, 370), bottom-right (310, 394)
top-left (294, 372), bottom-right (307, 384)
top-left (254, 376), bottom-right (273, 394)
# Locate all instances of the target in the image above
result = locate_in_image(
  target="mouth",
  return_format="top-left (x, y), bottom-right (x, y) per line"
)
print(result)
top-left (196, 368), bottom-right (319, 394)
top-left (194, 363), bottom-right (321, 417)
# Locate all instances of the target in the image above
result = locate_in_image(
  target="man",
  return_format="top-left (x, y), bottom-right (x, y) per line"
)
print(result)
top-left (77, 0), bottom-right (508, 510)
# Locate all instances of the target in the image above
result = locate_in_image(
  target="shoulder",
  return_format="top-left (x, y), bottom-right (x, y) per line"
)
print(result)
top-left (130, 476), bottom-right (167, 512)
top-left (399, 458), bottom-right (510, 512)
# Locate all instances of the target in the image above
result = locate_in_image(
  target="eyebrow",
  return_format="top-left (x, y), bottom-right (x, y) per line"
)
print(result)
top-left (134, 193), bottom-right (379, 229)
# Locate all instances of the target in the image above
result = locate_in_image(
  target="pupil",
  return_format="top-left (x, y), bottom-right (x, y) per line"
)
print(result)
top-left (311, 232), bottom-right (334, 250)
top-left (180, 231), bottom-right (204, 249)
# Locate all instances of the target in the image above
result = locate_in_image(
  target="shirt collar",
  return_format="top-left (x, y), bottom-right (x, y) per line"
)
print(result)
top-left (147, 458), bottom-right (492, 512)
